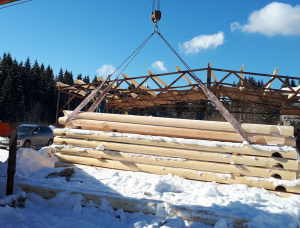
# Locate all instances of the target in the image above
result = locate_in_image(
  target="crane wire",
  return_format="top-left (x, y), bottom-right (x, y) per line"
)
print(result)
top-left (156, 31), bottom-right (251, 142)
top-left (109, 32), bottom-right (154, 80)
top-left (151, 0), bottom-right (154, 12)
top-left (151, 0), bottom-right (160, 11)
top-left (0, 0), bottom-right (33, 10)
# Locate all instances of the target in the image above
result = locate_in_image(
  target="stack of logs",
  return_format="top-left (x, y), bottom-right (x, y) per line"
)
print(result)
top-left (52, 110), bottom-right (300, 196)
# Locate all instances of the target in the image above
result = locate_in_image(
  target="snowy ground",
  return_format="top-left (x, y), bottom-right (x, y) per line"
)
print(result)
top-left (0, 147), bottom-right (300, 228)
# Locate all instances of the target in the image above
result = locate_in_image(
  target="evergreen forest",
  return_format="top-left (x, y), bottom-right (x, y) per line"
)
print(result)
top-left (0, 53), bottom-right (94, 125)
top-left (0, 52), bottom-right (298, 126)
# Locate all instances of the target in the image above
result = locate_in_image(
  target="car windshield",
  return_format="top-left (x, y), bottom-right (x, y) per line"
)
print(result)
top-left (17, 126), bottom-right (36, 134)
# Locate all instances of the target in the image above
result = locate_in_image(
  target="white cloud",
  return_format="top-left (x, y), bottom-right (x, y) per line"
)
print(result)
top-left (151, 61), bottom-right (167, 72)
top-left (180, 31), bottom-right (224, 55)
top-left (231, 2), bottom-right (300, 36)
top-left (96, 64), bottom-right (116, 77)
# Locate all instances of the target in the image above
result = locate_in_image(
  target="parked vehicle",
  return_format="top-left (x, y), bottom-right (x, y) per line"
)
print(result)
top-left (0, 124), bottom-right (53, 149)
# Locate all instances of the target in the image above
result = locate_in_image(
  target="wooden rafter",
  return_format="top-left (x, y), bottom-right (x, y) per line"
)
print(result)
top-left (55, 65), bottom-right (300, 121)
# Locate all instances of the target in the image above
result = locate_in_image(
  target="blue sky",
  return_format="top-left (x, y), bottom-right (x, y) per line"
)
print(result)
top-left (1, 0), bottom-right (300, 88)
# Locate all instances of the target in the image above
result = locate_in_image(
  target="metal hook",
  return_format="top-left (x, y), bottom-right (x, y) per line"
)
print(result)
top-left (153, 23), bottom-right (159, 33)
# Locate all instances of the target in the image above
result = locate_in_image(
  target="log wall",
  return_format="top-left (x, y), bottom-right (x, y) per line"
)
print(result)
top-left (52, 111), bottom-right (300, 195)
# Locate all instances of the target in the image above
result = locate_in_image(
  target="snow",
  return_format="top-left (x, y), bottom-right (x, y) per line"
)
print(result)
top-left (0, 147), bottom-right (300, 228)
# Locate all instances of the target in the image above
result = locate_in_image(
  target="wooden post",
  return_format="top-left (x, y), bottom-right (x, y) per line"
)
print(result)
top-left (55, 90), bottom-right (61, 128)
top-left (207, 63), bottom-right (211, 89)
top-left (0, 123), bottom-right (18, 196)
top-left (67, 94), bottom-right (71, 110)
top-left (240, 65), bottom-right (244, 91)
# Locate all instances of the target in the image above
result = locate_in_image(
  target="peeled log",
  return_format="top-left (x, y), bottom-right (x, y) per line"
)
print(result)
top-left (53, 128), bottom-right (298, 159)
top-left (54, 153), bottom-right (300, 194)
top-left (58, 117), bottom-right (294, 146)
top-left (63, 110), bottom-right (294, 137)
top-left (53, 146), bottom-right (300, 175)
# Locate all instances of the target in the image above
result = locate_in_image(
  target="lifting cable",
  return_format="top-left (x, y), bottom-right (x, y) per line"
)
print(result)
top-left (109, 32), bottom-right (154, 80)
top-left (68, 0), bottom-right (251, 143)
top-left (155, 31), bottom-right (251, 142)
top-left (147, 1), bottom-right (250, 142)
top-left (0, 0), bottom-right (33, 10)
top-left (64, 32), bottom-right (155, 125)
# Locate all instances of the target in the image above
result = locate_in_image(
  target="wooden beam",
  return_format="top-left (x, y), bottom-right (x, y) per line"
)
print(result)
top-left (288, 85), bottom-right (300, 99)
top-left (263, 68), bottom-right (278, 95)
top-left (148, 70), bottom-right (170, 88)
top-left (56, 82), bottom-right (86, 96)
top-left (74, 79), bottom-right (96, 89)
top-left (240, 65), bottom-right (244, 91)
top-left (176, 66), bottom-right (196, 87)
top-left (208, 63), bottom-right (217, 82)
top-left (122, 73), bottom-right (157, 97)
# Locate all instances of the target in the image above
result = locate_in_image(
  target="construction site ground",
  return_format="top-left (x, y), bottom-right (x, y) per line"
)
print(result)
top-left (1, 145), bottom-right (300, 228)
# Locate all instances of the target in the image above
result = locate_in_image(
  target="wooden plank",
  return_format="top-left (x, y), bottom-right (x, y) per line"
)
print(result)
top-left (62, 111), bottom-right (294, 137)
top-left (288, 85), bottom-right (300, 99)
top-left (17, 183), bottom-right (250, 227)
top-left (176, 66), bottom-right (195, 86)
top-left (53, 146), bottom-right (300, 179)
top-left (263, 68), bottom-right (278, 96)
top-left (74, 79), bottom-right (96, 89)
top-left (54, 153), bottom-right (300, 194)
top-left (122, 73), bottom-right (157, 97)
top-left (56, 82), bottom-right (86, 96)
top-left (58, 117), bottom-right (294, 146)
top-left (53, 128), bottom-right (298, 159)
top-left (97, 76), bottom-right (138, 98)
top-left (148, 70), bottom-right (171, 88)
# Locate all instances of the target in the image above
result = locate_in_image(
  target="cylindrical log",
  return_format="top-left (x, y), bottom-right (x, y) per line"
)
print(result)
top-left (53, 129), bottom-right (298, 159)
top-left (53, 146), bottom-right (300, 172)
top-left (54, 153), bottom-right (300, 194)
top-left (63, 110), bottom-right (294, 137)
top-left (58, 118), bottom-right (293, 145)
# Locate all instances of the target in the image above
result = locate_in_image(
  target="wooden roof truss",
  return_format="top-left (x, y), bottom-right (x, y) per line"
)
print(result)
top-left (56, 64), bottom-right (300, 117)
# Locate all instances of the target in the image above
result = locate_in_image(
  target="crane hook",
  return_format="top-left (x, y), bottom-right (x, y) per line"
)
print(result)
top-left (151, 0), bottom-right (161, 33)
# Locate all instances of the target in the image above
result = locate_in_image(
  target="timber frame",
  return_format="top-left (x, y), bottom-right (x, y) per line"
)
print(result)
top-left (56, 64), bottom-right (300, 125)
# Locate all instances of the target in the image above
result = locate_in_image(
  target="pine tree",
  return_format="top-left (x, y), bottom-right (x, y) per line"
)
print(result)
top-left (77, 73), bottom-right (82, 80)
top-left (64, 70), bottom-right (74, 85)
top-left (291, 79), bottom-right (296, 87)
top-left (92, 75), bottom-right (98, 83)
top-left (281, 78), bottom-right (290, 88)
top-left (57, 68), bottom-right (64, 82)
top-left (83, 75), bottom-right (90, 83)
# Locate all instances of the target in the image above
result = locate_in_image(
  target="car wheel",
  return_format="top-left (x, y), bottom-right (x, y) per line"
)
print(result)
top-left (47, 139), bottom-right (53, 146)
top-left (23, 140), bottom-right (31, 148)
